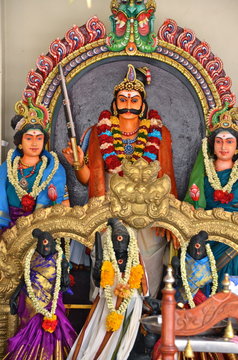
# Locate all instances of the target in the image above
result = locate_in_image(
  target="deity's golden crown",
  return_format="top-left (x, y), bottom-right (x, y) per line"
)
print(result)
top-left (14, 98), bottom-right (50, 132)
top-left (114, 64), bottom-right (151, 98)
top-left (207, 103), bottom-right (238, 134)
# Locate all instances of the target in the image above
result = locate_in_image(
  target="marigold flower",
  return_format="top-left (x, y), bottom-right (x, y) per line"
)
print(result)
top-left (42, 314), bottom-right (58, 333)
top-left (106, 311), bottom-right (123, 332)
top-left (100, 261), bottom-right (115, 288)
top-left (114, 283), bottom-right (131, 298)
top-left (128, 264), bottom-right (144, 289)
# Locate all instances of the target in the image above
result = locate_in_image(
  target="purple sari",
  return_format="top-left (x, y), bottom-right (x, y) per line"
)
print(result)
top-left (4, 253), bottom-right (77, 360)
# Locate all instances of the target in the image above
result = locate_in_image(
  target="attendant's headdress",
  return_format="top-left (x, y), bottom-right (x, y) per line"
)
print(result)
top-left (207, 102), bottom-right (238, 134)
top-left (14, 98), bottom-right (50, 133)
top-left (114, 64), bottom-right (151, 98)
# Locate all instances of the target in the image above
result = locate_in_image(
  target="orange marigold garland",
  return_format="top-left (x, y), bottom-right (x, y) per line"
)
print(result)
top-left (114, 283), bottom-right (131, 298)
top-left (102, 224), bottom-right (144, 332)
top-left (128, 264), bottom-right (144, 289)
top-left (100, 260), bottom-right (115, 288)
top-left (106, 311), bottom-right (124, 332)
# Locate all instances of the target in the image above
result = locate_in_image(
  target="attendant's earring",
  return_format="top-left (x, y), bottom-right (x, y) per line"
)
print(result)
top-left (18, 144), bottom-right (23, 150)
top-left (113, 109), bottom-right (118, 116)
top-left (139, 111), bottom-right (143, 119)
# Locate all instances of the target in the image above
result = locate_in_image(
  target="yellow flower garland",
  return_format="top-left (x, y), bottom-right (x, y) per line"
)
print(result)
top-left (7, 149), bottom-right (59, 201)
top-left (102, 225), bottom-right (144, 331)
top-left (100, 260), bottom-right (115, 288)
top-left (24, 243), bottom-right (63, 318)
top-left (111, 116), bottom-right (150, 162)
top-left (180, 242), bottom-right (218, 308)
top-left (202, 137), bottom-right (238, 192)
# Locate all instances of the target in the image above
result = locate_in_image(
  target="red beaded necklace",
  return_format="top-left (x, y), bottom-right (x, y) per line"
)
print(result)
top-left (121, 127), bottom-right (139, 137)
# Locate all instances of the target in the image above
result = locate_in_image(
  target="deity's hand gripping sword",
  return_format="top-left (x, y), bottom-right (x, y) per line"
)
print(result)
top-left (58, 64), bottom-right (80, 170)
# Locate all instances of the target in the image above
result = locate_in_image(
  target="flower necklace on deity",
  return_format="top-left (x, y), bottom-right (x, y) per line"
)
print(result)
top-left (202, 137), bottom-right (238, 203)
top-left (100, 225), bottom-right (144, 332)
top-left (97, 110), bottom-right (162, 174)
top-left (7, 149), bottom-right (59, 211)
top-left (24, 243), bottom-right (63, 333)
top-left (180, 241), bottom-right (218, 308)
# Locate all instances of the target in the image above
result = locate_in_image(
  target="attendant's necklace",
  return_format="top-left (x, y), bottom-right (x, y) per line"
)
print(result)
top-left (20, 159), bottom-right (38, 168)
top-left (18, 162), bottom-right (37, 191)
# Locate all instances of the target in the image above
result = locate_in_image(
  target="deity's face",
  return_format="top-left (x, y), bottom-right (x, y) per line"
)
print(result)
top-left (36, 233), bottom-right (56, 257)
top-left (21, 129), bottom-right (44, 157)
top-left (112, 231), bottom-right (129, 272)
top-left (214, 131), bottom-right (237, 162)
top-left (115, 90), bottom-right (144, 120)
top-left (187, 232), bottom-right (207, 260)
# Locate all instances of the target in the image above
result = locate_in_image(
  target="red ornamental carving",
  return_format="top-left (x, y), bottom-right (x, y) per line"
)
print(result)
top-left (22, 89), bottom-right (36, 104)
top-left (205, 57), bottom-right (223, 80)
top-left (49, 38), bottom-right (67, 63)
top-left (158, 18), bottom-right (236, 106)
top-left (177, 29), bottom-right (196, 53)
top-left (65, 25), bottom-right (86, 52)
top-left (192, 41), bottom-right (211, 66)
top-left (36, 55), bottom-right (54, 80)
top-left (158, 18), bottom-right (178, 44)
top-left (26, 70), bottom-right (44, 91)
top-left (86, 16), bottom-right (106, 42)
top-left (220, 93), bottom-right (236, 106)
top-left (21, 17), bottom-right (106, 103)
top-left (215, 76), bottom-right (232, 95)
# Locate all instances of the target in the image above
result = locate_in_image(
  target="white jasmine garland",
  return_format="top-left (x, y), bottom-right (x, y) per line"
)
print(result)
top-left (7, 149), bottom-right (59, 201)
top-left (24, 243), bottom-right (63, 318)
top-left (103, 225), bottom-right (141, 315)
top-left (202, 137), bottom-right (238, 193)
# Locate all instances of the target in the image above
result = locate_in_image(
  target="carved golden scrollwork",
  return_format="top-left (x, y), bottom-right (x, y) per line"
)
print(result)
top-left (1, 158), bottom-right (238, 356)
top-left (109, 158), bottom-right (170, 228)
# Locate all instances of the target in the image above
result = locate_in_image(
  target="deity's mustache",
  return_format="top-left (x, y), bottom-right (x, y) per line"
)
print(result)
top-left (117, 108), bottom-right (141, 115)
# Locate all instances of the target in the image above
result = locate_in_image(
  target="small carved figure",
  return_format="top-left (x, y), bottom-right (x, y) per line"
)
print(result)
top-left (67, 218), bottom-right (149, 360)
top-left (4, 228), bottom-right (77, 360)
top-left (171, 231), bottom-right (218, 308)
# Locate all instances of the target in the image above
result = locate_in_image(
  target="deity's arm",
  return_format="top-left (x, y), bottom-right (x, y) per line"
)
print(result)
top-left (62, 143), bottom-right (90, 185)
top-left (74, 163), bottom-right (90, 185)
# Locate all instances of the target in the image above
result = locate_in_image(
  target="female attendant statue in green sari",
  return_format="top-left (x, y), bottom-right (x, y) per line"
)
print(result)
top-left (185, 105), bottom-right (238, 286)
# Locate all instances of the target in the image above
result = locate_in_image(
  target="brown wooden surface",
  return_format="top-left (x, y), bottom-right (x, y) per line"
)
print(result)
top-left (159, 287), bottom-right (178, 360)
top-left (174, 292), bottom-right (238, 336)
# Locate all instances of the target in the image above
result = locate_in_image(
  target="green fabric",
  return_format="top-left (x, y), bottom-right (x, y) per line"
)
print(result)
top-left (184, 147), bottom-right (206, 208)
